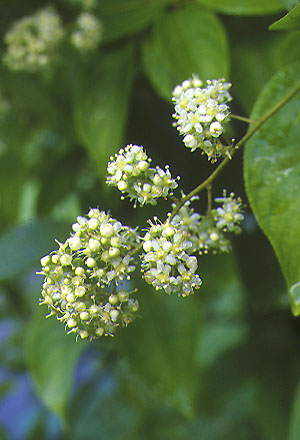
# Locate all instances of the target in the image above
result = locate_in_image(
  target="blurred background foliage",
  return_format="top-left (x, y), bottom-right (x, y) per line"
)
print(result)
top-left (0, 0), bottom-right (300, 439)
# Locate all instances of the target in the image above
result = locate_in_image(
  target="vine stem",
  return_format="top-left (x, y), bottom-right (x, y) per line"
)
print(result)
top-left (169, 79), bottom-right (300, 220)
top-left (130, 79), bottom-right (300, 257)
top-left (231, 114), bottom-right (254, 124)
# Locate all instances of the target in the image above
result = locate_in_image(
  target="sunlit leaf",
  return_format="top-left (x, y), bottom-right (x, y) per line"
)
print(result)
top-left (195, 0), bottom-right (283, 15)
top-left (270, 3), bottom-right (300, 30)
top-left (274, 31), bottom-right (300, 69)
top-left (244, 63), bottom-right (300, 313)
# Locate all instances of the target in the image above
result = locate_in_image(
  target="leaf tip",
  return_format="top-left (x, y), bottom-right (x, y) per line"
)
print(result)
top-left (289, 280), bottom-right (300, 316)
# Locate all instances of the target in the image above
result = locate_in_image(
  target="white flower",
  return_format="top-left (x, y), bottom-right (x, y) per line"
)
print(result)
top-left (70, 12), bottom-right (103, 52)
top-left (107, 144), bottom-right (179, 206)
top-left (213, 191), bottom-right (244, 233)
top-left (170, 192), bottom-right (243, 255)
top-left (141, 219), bottom-right (202, 296)
top-left (172, 75), bottom-right (232, 161)
top-left (39, 209), bottom-right (139, 340)
top-left (3, 7), bottom-right (64, 73)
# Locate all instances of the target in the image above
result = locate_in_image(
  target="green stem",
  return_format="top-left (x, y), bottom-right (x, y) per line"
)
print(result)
top-left (231, 114), bottom-right (255, 124)
top-left (130, 79), bottom-right (300, 255)
top-left (170, 79), bottom-right (300, 220)
top-left (207, 184), bottom-right (212, 214)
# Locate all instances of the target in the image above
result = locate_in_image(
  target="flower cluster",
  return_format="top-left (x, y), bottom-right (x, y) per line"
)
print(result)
top-left (107, 144), bottom-right (179, 206)
top-left (70, 12), bottom-right (103, 52)
top-left (3, 7), bottom-right (64, 73)
top-left (213, 192), bottom-right (244, 233)
top-left (36, 72), bottom-right (246, 341)
top-left (170, 198), bottom-right (202, 251)
top-left (39, 209), bottom-right (139, 340)
top-left (172, 75), bottom-right (232, 162)
top-left (141, 219), bottom-right (202, 296)
top-left (171, 192), bottom-right (244, 254)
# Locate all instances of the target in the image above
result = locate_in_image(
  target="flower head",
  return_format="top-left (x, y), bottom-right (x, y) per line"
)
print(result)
top-left (107, 144), bottom-right (179, 206)
top-left (141, 218), bottom-right (202, 296)
top-left (213, 191), bottom-right (244, 233)
top-left (3, 7), bottom-right (64, 73)
top-left (172, 75), bottom-right (232, 162)
top-left (39, 209), bottom-right (139, 340)
top-left (171, 191), bottom-right (244, 255)
top-left (70, 12), bottom-right (103, 52)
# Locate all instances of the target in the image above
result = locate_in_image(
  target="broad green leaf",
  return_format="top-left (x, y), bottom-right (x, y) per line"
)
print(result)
top-left (73, 44), bottom-right (134, 176)
top-left (253, 380), bottom-right (289, 440)
top-left (0, 153), bottom-right (26, 228)
top-left (0, 220), bottom-right (70, 281)
top-left (288, 380), bottom-right (300, 440)
top-left (152, 381), bottom-right (257, 439)
top-left (270, 3), bottom-right (300, 30)
top-left (142, 4), bottom-right (229, 101)
top-left (196, 254), bottom-right (248, 369)
top-left (274, 31), bottom-right (300, 68)
top-left (96, 0), bottom-right (170, 43)
top-left (142, 32), bottom-right (177, 101)
top-left (116, 280), bottom-right (201, 418)
top-left (281, 0), bottom-right (300, 9)
top-left (26, 306), bottom-right (86, 420)
top-left (195, 0), bottom-right (283, 15)
top-left (70, 380), bottom-right (141, 439)
top-left (197, 320), bottom-right (247, 369)
top-left (244, 63), bottom-right (300, 313)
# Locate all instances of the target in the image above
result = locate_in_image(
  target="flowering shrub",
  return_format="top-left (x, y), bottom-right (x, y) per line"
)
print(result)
top-left (1, 1), bottom-right (300, 438)
top-left (39, 78), bottom-right (245, 340)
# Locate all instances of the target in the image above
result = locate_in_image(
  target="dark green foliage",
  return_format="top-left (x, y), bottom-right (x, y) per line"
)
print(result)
top-left (0, 1), bottom-right (300, 439)
top-left (244, 63), bottom-right (300, 310)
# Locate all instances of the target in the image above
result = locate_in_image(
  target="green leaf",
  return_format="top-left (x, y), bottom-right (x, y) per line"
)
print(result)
top-left (282, 0), bottom-right (300, 9)
top-left (26, 306), bottom-right (86, 420)
top-left (116, 281), bottom-right (201, 418)
top-left (142, 32), bottom-right (177, 101)
top-left (270, 3), bottom-right (300, 30)
top-left (73, 44), bottom-right (134, 176)
top-left (288, 380), bottom-right (300, 440)
top-left (280, 0), bottom-right (299, 9)
top-left (244, 63), bottom-right (300, 313)
top-left (290, 281), bottom-right (300, 313)
top-left (70, 379), bottom-right (141, 440)
top-left (152, 381), bottom-right (257, 439)
top-left (0, 220), bottom-right (70, 281)
top-left (195, 0), bottom-right (283, 15)
top-left (0, 153), bottom-right (26, 228)
top-left (142, 4), bottom-right (229, 101)
top-left (197, 321), bottom-right (247, 369)
top-left (96, 0), bottom-right (170, 43)
top-left (196, 254), bottom-right (248, 369)
top-left (274, 31), bottom-right (300, 68)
